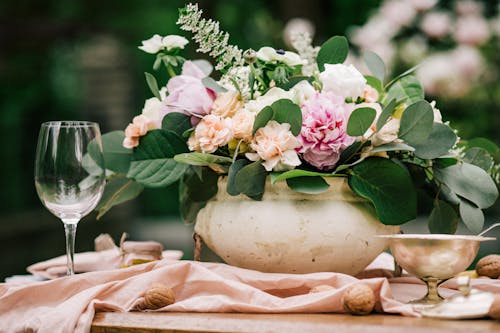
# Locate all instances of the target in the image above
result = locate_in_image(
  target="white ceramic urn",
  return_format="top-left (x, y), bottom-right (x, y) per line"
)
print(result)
top-left (194, 177), bottom-right (399, 275)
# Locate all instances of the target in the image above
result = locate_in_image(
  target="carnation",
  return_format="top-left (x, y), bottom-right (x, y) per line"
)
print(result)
top-left (188, 114), bottom-right (233, 154)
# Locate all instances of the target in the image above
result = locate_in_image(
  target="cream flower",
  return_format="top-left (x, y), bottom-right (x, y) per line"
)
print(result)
top-left (246, 121), bottom-right (301, 171)
top-left (256, 47), bottom-right (306, 67)
top-left (371, 118), bottom-right (401, 146)
top-left (138, 34), bottom-right (188, 54)
top-left (362, 85), bottom-right (379, 103)
top-left (320, 64), bottom-right (366, 99)
top-left (244, 87), bottom-right (292, 113)
top-left (232, 109), bottom-right (256, 142)
top-left (188, 115), bottom-right (233, 154)
top-left (211, 91), bottom-right (244, 118)
top-left (290, 80), bottom-right (316, 106)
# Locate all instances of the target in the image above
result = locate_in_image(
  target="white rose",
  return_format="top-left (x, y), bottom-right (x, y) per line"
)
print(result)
top-left (139, 34), bottom-right (188, 54)
top-left (256, 47), bottom-right (306, 67)
top-left (320, 64), bottom-right (366, 99)
top-left (244, 87), bottom-right (292, 113)
top-left (141, 97), bottom-right (164, 129)
top-left (290, 80), bottom-right (316, 106)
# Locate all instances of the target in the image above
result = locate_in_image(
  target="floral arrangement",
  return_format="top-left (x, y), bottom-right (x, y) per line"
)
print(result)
top-left (94, 3), bottom-right (499, 234)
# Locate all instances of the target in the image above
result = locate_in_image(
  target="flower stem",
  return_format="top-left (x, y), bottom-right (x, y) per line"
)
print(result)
top-left (166, 63), bottom-right (176, 78)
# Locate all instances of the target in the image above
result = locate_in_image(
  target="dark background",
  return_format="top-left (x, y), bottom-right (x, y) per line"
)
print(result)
top-left (0, 0), bottom-right (498, 280)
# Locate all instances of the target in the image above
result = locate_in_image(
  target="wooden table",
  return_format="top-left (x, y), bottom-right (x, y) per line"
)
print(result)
top-left (91, 312), bottom-right (500, 333)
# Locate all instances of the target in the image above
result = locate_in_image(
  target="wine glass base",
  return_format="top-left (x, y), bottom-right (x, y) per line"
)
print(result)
top-left (410, 295), bottom-right (445, 312)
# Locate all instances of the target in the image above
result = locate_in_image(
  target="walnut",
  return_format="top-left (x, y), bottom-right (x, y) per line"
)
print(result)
top-left (309, 285), bottom-right (335, 293)
top-left (342, 283), bottom-right (375, 315)
top-left (139, 283), bottom-right (175, 310)
top-left (476, 255), bottom-right (500, 279)
top-left (489, 294), bottom-right (500, 320)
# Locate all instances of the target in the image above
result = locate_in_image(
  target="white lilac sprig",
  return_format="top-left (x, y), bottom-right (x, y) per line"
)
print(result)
top-left (290, 31), bottom-right (319, 76)
top-left (177, 3), bottom-right (244, 72)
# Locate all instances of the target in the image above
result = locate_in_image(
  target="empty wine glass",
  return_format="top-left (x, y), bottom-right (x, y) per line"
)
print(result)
top-left (34, 121), bottom-right (106, 276)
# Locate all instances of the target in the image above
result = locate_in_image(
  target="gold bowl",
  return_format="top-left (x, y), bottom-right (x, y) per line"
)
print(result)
top-left (378, 234), bottom-right (495, 306)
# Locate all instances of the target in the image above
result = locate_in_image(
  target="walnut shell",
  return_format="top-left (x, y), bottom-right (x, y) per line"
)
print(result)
top-left (342, 283), bottom-right (375, 315)
top-left (489, 294), bottom-right (500, 320)
top-left (309, 285), bottom-right (335, 293)
top-left (141, 283), bottom-right (175, 310)
top-left (476, 255), bottom-right (500, 279)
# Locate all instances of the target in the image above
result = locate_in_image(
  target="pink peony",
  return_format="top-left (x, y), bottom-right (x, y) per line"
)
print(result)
top-left (298, 92), bottom-right (355, 170)
top-left (164, 61), bottom-right (216, 124)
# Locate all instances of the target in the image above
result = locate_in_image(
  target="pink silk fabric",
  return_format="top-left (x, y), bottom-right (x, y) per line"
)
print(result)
top-left (1, 254), bottom-right (499, 333)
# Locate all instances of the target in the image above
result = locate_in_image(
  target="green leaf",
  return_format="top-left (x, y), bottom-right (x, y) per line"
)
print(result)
top-left (434, 163), bottom-right (498, 209)
top-left (413, 122), bottom-right (457, 159)
top-left (91, 131), bottom-right (132, 174)
top-left (363, 51), bottom-right (385, 82)
top-left (202, 77), bottom-right (228, 93)
top-left (270, 169), bottom-right (338, 183)
top-left (179, 166), bottom-right (219, 224)
top-left (369, 142), bottom-right (415, 153)
top-left (174, 152), bottom-right (233, 166)
top-left (347, 107), bottom-right (376, 136)
top-left (428, 200), bottom-right (458, 234)
top-left (276, 76), bottom-right (314, 90)
top-left (466, 138), bottom-right (500, 163)
top-left (376, 99), bottom-right (396, 131)
top-left (227, 159), bottom-right (251, 195)
top-left (252, 106), bottom-right (274, 134)
top-left (385, 75), bottom-right (424, 105)
top-left (337, 141), bottom-right (365, 166)
top-left (459, 199), bottom-right (484, 234)
top-left (317, 36), bottom-right (349, 71)
top-left (133, 130), bottom-right (188, 161)
top-left (127, 158), bottom-right (188, 187)
top-left (162, 112), bottom-right (192, 137)
top-left (95, 175), bottom-right (144, 219)
top-left (271, 99), bottom-right (303, 136)
top-left (365, 76), bottom-right (383, 95)
top-left (463, 147), bottom-right (494, 171)
top-left (145, 72), bottom-right (161, 100)
top-left (286, 176), bottom-right (330, 194)
top-left (234, 161), bottom-right (267, 200)
top-left (398, 100), bottom-right (434, 146)
top-left (348, 157), bottom-right (417, 225)
top-left (385, 63), bottom-right (421, 89)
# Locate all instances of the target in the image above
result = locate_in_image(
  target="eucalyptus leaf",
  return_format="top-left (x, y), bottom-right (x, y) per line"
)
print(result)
top-left (384, 75), bottom-right (424, 105)
top-left (227, 159), bottom-right (250, 196)
top-left (317, 36), bottom-right (349, 71)
top-left (347, 107), bottom-right (376, 136)
top-left (90, 131), bottom-right (132, 174)
top-left (286, 176), bottom-right (330, 194)
top-left (428, 200), bottom-right (458, 234)
top-left (133, 130), bottom-right (188, 160)
top-left (276, 76), bottom-right (314, 90)
top-left (459, 199), bottom-right (484, 234)
top-left (337, 141), bottom-right (364, 166)
top-left (369, 142), bottom-right (415, 153)
top-left (202, 77), bottom-right (228, 93)
top-left (162, 112), bottom-right (192, 137)
top-left (363, 51), bottom-right (385, 82)
top-left (365, 76), bottom-right (383, 94)
top-left (466, 138), bottom-right (500, 162)
top-left (434, 163), bottom-right (498, 209)
top-left (413, 122), bottom-right (457, 159)
top-left (463, 147), bottom-right (494, 171)
top-left (270, 169), bottom-right (337, 183)
top-left (145, 72), bottom-right (161, 100)
top-left (234, 161), bottom-right (267, 200)
top-left (398, 100), bottom-right (434, 146)
top-left (385, 63), bottom-right (421, 89)
top-left (271, 99), bottom-right (303, 136)
top-left (348, 157), bottom-right (417, 225)
top-left (252, 106), bottom-right (274, 134)
top-left (174, 152), bottom-right (233, 166)
top-left (95, 175), bottom-right (144, 220)
top-left (376, 99), bottom-right (396, 131)
top-left (127, 158), bottom-right (188, 188)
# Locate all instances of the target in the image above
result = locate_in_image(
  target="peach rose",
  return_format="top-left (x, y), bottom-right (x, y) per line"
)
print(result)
top-left (123, 115), bottom-right (156, 149)
top-left (232, 109), bottom-right (255, 142)
top-left (211, 91), bottom-right (243, 118)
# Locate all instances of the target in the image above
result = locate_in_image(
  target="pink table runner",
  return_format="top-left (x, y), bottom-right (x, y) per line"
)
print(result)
top-left (1, 254), bottom-right (499, 333)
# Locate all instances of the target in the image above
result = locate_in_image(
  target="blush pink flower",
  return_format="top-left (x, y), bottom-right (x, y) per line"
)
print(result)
top-left (246, 121), bottom-right (301, 171)
top-left (165, 61), bottom-right (216, 124)
top-left (298, 92), bottom-right (355, 170)
top-left (188, 114), bottom-right (233, 154)
top-left (122, 115), bottom-right (156, 149)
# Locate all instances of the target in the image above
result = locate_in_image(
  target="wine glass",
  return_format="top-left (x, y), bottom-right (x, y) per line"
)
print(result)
top-left (34, 121), bottom-right (106, 276)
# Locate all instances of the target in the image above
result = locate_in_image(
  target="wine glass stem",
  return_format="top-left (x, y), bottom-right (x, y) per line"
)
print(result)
top-left (63, 221), bottom-right (79, 275)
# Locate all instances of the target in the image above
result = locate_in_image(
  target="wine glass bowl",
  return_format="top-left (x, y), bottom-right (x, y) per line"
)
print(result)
top-left (35, 121), bottom-right (105, 275)
top-left (378, 234), bottom-right (495, 307)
